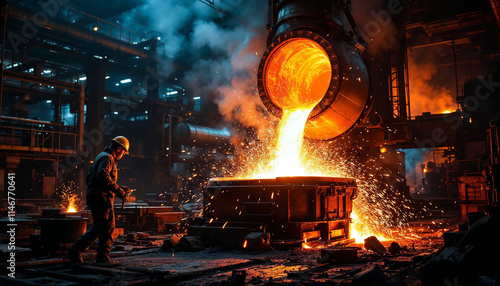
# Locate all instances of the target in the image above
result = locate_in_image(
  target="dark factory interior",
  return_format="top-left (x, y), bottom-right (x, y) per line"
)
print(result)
top-left (1, 0), bottom-right (500, 285)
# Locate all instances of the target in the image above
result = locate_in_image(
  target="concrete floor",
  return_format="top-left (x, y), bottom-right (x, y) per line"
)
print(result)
top-left (0, 214), bottom-right (461, 286)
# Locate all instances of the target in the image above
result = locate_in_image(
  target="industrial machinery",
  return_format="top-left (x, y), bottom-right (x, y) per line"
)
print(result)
top-left (257, 0), bottom-right (372, 140)
top-left (189, 176), bottom-right (357, 248)
top-left (190, 0), bottom-right (370, 248)
top-left (174, 123), bottom-right (232, 147)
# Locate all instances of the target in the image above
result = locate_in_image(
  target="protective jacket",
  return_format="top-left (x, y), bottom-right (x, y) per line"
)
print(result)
top-left (86, 146), bottom-right (126, 208)
top-left (69, 145), bottom-right (127, 263)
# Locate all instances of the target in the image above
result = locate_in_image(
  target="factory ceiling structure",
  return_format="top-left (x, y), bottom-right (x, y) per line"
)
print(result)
top-left (0, 0), bottom-right (496, 198)
top-left (0, 0), bottom-right (500, 285)
top-left (0, 0), bottom-right (202, 198)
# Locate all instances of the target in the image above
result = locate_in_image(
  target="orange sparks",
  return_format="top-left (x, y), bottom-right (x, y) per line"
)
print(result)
top-left (234, 105), bottom-right (397, 240)
top-left (57, 181), bottom-right (81, 214)
top-left (229, 109), bottom-right (411, 242)
top-left (224, 39), bottom-right (415, 243)
top-left (349, 210), bottom-right (388, 243)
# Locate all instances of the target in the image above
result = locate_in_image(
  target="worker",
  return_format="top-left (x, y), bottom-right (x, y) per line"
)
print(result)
top-left (68, 136), bottom-right (132, 264)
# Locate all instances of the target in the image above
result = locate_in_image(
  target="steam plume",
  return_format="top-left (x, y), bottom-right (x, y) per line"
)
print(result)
top-left (122, 0), bottom-right (271, 137)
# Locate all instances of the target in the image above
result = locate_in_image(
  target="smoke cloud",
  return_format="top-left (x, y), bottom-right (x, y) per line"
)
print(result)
top-left (121, 1), bottom-right (212, 57)
top-left (408, 46), bottom-right (456, 116)
top-left (350, 0), bottom-right (400, 54)
top-left (121, 0), bottom-right (271, 138)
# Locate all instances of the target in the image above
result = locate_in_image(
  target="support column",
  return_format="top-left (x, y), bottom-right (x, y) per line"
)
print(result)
top-left (77, 87), bottom-right (85, 155)
top-left (52, 88), bottom-right (62, 124)
top-left (76, 87), bottom-right (85, 200)
top-left (85, 60), bottom-right (107, 159)
top-left (145, 60), bottom-right (164, 186)
top-left (393, 3), bottom-right (408, 121)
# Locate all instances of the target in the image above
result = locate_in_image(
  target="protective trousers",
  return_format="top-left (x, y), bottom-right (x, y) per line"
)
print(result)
top-left (70, 205), bottom-right (115, 259)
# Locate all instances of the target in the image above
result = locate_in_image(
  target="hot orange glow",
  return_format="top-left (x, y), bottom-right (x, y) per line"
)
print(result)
top-left (66, 195), bottom-right (78, 213)
top-left (349, 210), bottom-right (387, 242)
top-left (243, 240), bottom-right (248, 248)
top-left (408, 48), bottom-right (456, 116)
top-left (241, 38), bottom-right (331, 178)
top-left (302, 237), bottom-right (312, 249)
top-left (225, 39), bottom-right (414, 244)
top-left (233, 105), bottom-right (395, 241)
top-left (248, 108), bottom-right (314, 178)
top-left (264, 38), bottom-right (331, 111)
top-left (58, 181), bottom-right (81, 214)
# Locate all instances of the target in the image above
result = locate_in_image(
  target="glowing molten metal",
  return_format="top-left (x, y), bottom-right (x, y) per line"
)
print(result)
top-left (264, 38), bottom-right (331, 111)
top-left (234, 37), bottom-right (403, 243)
top-left (251, 38), bottom-right (331, 178)
top-left (258, 31), bottom-right (371, 140)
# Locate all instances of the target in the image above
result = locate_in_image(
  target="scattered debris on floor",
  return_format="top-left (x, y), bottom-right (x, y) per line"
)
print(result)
top-left (0, 217), bottom-right (464, 286)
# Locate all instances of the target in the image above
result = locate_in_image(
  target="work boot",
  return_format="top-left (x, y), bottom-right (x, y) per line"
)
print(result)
top-left (68, 236), bottom-right (93, 264)
top-left (95, 255), bottom-right (118, 264)
top-left (67, 248), bottom-right (84, 264)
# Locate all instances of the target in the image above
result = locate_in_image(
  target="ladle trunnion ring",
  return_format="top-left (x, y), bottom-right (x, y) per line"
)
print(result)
top-left (257, 29), bottom-right (371, 140)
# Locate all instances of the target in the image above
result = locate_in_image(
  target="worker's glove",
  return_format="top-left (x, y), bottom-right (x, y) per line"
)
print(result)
top-left (121, 186), bottom-right (133, 196)
top-left (117, 186), bottom-right (129, 199)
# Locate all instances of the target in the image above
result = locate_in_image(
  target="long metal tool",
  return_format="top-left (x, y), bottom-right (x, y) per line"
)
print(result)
top-left (122, 189), bottom-right (136, 209)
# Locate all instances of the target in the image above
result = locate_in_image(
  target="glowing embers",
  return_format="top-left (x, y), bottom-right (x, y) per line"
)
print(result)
top-left (58, 181), bottom-right (81, 213)
top-left (264, 38), bottom-right (333, 112)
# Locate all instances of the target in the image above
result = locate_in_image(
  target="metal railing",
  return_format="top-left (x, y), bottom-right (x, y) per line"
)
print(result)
top-left (10, 0), bottom-right (159, 45)
top-left (2, 54), bottom-right (87, 86)
top-left (0, 116), bottom-right (78, 154)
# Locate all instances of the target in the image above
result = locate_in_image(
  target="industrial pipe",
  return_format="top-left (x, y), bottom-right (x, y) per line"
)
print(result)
top-left (174, 123), bottom-right (231, 147)
top-left (257, 0), bottom-right (372, 140)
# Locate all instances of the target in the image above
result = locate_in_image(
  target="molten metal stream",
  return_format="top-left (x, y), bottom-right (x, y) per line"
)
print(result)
top-left (268, 108), bottom-right (314, 177)
top-left (235, 38), bottom-right (395, 242)
top-left (249, 38), bottom-right (332, 178)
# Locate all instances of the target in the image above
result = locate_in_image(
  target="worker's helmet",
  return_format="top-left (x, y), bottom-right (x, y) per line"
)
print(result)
top-left (111, 136), bottom-right (129, 154)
